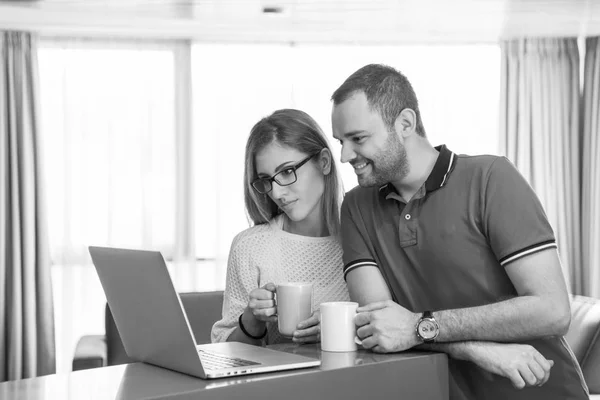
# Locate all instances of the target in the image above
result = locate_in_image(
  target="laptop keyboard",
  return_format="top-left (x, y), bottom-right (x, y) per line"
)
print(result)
top-left (198, 349), bottom-right (261, 371)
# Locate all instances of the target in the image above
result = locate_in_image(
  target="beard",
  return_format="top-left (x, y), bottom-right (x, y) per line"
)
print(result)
top-left (357, 129), bottom-right (409, 188)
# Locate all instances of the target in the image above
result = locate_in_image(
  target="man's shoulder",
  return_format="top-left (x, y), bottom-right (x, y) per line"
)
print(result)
top-left (455, 153), bottom-right (507, 169)
top-left (454, 153), bottom-right (515, 179)
top-left (343, 184), bottom-right (381, 209)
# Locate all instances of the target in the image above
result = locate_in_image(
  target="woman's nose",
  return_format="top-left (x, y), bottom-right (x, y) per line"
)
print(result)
top-left (270, 181), bottom-right (288, 199)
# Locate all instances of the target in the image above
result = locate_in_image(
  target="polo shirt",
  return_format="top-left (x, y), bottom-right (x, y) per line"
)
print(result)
top-left (341, 145), bottom-right (588, 400)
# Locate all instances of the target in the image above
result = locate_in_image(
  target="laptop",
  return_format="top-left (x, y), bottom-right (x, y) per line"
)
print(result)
top-left (88, 246), bottom-right (321, 379)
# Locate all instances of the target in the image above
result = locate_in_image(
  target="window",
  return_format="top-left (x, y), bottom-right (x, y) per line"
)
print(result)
top-left (38, 40), bottom-right (179, 373)
top-left (39, 43), bottom-right (178, 262)
top-left (191, 44), bottom-right (295, 271)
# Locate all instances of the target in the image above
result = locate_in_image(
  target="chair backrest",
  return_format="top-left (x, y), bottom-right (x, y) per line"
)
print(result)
top-left (106, 291), bottom-right (224, 366)
top-left (565, 294), bottom-right (600, 394)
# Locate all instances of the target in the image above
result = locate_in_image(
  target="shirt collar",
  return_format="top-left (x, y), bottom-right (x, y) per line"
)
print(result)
top-left (379, 144), bottom-right (456, 199)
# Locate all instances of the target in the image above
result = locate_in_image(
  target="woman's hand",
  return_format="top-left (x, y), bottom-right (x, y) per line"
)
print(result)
top-left (292, 310), bottom-right (321, 343)
top-left (247, 282), bottom-right (278, 324)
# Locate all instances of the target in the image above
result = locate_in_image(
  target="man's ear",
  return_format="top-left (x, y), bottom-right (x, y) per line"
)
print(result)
top-left (394, 108), bottom-right (417, 138)
top-left (318, 148), bottom-right (332, 175)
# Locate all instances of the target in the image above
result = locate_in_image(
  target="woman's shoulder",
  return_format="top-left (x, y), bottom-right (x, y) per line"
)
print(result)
top-left (230, 222), bottom-right (276, 251)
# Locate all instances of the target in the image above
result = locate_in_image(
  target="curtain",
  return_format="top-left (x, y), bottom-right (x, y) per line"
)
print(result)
top-left (0, 31), bottom-right (55, 381)
top-left (499, 38), bottom-right (581, 292)
top-left (581, 36), bottom-right (600, 297)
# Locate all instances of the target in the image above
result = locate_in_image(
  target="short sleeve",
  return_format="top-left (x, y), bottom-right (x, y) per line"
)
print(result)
top-left (340, 192), bottom-right (378, 279)
top-left (482, 157), bottom-right (557, 267)
top-left (210, 234), bottom-right (259, 343)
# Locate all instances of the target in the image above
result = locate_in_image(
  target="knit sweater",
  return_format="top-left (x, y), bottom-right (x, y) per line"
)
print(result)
top-left (211, 214), bottom-right (350, 344)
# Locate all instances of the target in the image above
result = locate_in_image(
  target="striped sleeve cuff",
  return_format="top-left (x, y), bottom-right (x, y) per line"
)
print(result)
top-left (343, 259), bottom-right (378, 280)
top-left (499, 240), bottom-right (557, 267)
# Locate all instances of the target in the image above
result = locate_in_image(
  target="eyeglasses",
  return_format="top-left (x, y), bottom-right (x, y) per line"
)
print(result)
top-left (252, 153), bottom-right (319, 194)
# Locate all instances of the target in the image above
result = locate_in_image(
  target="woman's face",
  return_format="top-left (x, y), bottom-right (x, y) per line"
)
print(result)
top-left (254, 142), bottom-right (327, 224)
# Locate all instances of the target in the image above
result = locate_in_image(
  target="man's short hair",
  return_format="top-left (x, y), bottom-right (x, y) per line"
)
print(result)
top-left (331, 64), bottom-right (426, 137)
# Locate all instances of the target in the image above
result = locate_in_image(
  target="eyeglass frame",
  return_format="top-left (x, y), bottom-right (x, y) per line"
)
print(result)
top-left (251, 152), bottom-right (320, 194)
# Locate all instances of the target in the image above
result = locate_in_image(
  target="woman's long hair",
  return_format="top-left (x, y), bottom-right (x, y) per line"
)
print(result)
top-left (243, 109), bottom-right (343, 237)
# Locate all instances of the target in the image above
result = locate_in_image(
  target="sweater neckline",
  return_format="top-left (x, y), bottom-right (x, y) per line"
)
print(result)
top-left (269, 214), bottom-right (337, 243)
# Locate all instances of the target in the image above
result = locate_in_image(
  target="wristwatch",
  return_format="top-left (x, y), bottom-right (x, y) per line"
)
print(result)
top-left (416, 311), bottom-right (439, 343)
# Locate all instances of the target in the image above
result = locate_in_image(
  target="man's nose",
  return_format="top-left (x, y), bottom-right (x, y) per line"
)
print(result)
top-left (340, 144), bottom-right (357, 164)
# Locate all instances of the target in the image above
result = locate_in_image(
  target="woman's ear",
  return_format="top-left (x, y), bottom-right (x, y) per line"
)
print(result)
top-left (318, 148), bottom-right (332, 175)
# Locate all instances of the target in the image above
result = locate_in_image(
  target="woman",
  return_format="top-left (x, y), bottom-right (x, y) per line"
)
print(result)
top-left (211, 109), bottom-right (350, 345)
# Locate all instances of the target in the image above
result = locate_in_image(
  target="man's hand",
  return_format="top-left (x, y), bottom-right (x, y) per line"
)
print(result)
top-left (292, 310), bottom-right (321, 344)
top-left (355, 300), bottom-right (420, 353)
top-left (464, 342), bottom-right (554, 389)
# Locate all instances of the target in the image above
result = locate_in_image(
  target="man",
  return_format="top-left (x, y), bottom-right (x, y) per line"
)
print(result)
top-left (331, 64), bottom-right (588, 399)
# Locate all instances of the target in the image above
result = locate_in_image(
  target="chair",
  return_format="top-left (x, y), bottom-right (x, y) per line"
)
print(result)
top-left (565, 294), bottom-right (600, 398)
top-left (72, 291), bottom-right (224, 371)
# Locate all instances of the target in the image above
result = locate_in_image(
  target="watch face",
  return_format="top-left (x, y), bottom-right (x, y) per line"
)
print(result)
top-left (418, 319), bottom-right (438, 340)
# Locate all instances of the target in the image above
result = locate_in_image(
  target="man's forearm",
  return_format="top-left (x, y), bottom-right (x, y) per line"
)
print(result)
top-left (433, 295), bottom-right (570, 343)
top-left (415, 342), bottom-right (472, 361)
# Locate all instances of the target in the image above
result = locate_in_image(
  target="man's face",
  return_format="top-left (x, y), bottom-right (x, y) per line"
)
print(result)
top-left (332, 92), bottom-right (408, 187)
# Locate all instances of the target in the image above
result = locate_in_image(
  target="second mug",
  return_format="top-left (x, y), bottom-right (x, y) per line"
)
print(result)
top-left (320, 301), bottom-right (359, 352)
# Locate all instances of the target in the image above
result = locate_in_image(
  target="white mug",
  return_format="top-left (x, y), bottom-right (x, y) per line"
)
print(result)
top-left (320, 350), bottom-right (357, 370)
top-left (276, 282), bottom-right (313, 338)
top-left (320, 301), bottom-right (359, 352)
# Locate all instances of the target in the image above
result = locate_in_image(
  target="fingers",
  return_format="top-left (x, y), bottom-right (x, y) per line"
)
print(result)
top-left (293, 334), bottom-right (320, 344)
top-left (371, 345), bottom-right (387, 354)
top-left (252, 286), bottom-right (276, 300)
top-left (354, 311), bottom-right (372, 327)
top-left (516, 353), bottom-right (554, 389)
top-left (359, 334), bottom-right (378, 350)
top-left (251, 308), bottom-right (277, 322)
top-left (251, 306), bottom-right (276, 317)
top-left (518, 366), bottom-right (538, 387)
top-left (247, 310), bottom-right (276, 323)
top-left (248, 295), bottom-right (277, 322)
top-left (248, 297), bottom-right (276, 322)
top-left (262, 282), bottom-right (277, 293)
top-left (294, 324), bottom-right (319, 337)
top-left (293, 313), bottom-right (320, 342)
top-left (528, 360), bottom-right (548, 386)
top-left (533, 351), bottom-right (553, 374)
top-left (356, 300), bottom-right (391, 313)
top-left (248, 284), bottom-right (277, 322)
top-left (356, 324), bottom-right (373, 341)
top-left (296, 313), bottom-right (319, 330)
top-left (250, 298), bottom-right (276, 310)
top-left (293, 325), bottom-right (320, 343)
top-left (506, 369), bottom-right (526, 390)
top-left (531, 353), bottom-right (554, 386)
